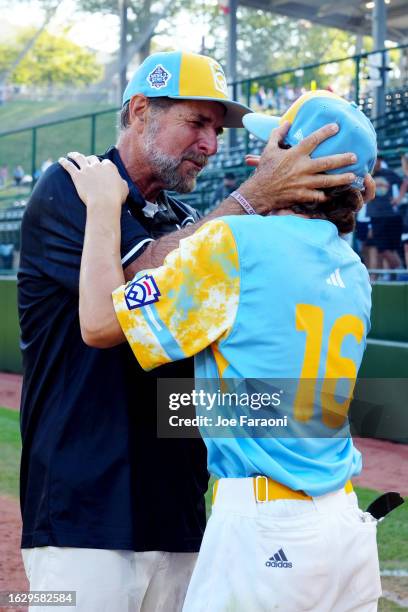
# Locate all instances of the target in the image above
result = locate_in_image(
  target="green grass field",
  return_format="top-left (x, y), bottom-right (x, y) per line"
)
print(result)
top-left (0, 100), bottom-right (115, 132)
top-left (1, 405), bottom-right (406, 608)
top-left (0, 100), bottom-right (118, 181)
top-left (0, 407), bottom-right (21, 497)
top-left (379, 600), bottom-right (408, 611)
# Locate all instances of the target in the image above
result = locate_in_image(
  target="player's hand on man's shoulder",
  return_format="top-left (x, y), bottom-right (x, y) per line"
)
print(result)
top-left (59, 152), bottom-right (129, 210)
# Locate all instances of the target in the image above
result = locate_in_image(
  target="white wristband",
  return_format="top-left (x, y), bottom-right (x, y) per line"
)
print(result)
top-left (230, 190), bottom-right (257, 215)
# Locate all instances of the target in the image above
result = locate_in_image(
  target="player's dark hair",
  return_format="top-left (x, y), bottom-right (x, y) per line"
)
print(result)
top-left (119, 97), bottom-right (178, 130)
top-left (291, 187), bottom-right (363, 234)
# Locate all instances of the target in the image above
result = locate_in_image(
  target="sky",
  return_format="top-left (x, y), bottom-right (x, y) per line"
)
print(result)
top-left (1, 0), bottom-right (209, 56)
top-left (3, 1), bottom-right (123, 53)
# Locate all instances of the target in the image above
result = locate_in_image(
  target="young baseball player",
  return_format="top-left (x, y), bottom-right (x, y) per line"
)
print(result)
top-left (64, 92), bottom-right (380, 611)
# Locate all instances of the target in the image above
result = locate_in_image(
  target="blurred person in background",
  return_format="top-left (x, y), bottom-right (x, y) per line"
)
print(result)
top-left (13, 164), bottom-right (24, 186)
top-left (395, 153), bottom-right (408, 270)
top-left (0, 164), bottom-right (8, 187)
top-left (366, 156), bottom-right (403, 272)
top-left (355, 201), bottom-right (376, 267)
top-left (214, 171), bottom-right (238, 205)
top-left (255, 85), bottom-right (266, 109)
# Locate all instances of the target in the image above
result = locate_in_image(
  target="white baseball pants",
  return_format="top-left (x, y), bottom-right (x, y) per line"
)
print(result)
top-left (22, 547), bottom-right (197, 612)
top-left (183, 478), bottom-right (381, 612)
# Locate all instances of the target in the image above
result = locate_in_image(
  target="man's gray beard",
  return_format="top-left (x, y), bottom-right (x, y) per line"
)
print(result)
top-left (143, 127), bottom-right (201, 194)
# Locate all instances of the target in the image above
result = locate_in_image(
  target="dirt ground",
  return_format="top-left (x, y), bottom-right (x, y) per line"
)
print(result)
top-left (382, 577), bottom-right (408, 608)
top-left (0, 496), bottom-right (28, 612)
top-left (0, 372), bottom-right (407, 609)
top-left (0, 373), bottom-right (21, 413)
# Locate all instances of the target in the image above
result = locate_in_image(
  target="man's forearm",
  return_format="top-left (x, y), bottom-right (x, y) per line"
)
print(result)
top-left (124, 168), bottom-right (284, 279)
top-left (80, 205), bottom-right (125, 346)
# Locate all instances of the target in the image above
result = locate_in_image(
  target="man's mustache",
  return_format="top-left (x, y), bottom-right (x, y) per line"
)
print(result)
top-left (181, 153), bottom-right (208, 169)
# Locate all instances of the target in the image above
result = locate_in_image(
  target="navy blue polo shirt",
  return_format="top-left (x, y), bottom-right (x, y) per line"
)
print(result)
top-left (18, 147), bottom-right (208, 552)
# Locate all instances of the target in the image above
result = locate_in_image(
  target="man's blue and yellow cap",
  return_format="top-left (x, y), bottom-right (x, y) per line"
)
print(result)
top-left (243, 91), bottom-right (377, 190)
top-left (123, 51), bottom-right (252, 128)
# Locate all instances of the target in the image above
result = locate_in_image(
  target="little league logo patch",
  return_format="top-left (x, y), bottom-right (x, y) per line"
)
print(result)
top-left (147, 64), bottom-right (172, 90)
top-left (208, 59), bottom-right (228, 96)
top-left (125, 274), bottom-right (161, 310)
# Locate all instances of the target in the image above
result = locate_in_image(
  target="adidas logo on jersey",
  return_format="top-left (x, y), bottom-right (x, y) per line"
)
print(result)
top-left (265, 548), bottom-right (292, 568)
top-left (326, 268), bottom-right (346, 288)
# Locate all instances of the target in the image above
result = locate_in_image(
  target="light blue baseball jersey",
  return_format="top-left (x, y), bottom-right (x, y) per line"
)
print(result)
top-left (113, 214), bottom-right (372, 496)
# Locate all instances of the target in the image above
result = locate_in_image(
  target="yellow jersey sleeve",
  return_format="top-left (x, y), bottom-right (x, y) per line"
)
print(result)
top-left (112, 219), bottom-right (240, 370)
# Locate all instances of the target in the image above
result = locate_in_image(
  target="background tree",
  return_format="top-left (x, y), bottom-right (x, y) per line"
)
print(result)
top-left (79, 0), bottom-right (174, 61)
top-left (0, 0), bottom-right (367, 96)
top-left (0, 29), bottom-right (102, 87)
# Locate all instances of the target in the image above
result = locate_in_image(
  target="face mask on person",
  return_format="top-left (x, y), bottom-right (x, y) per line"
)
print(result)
top-left (374, 176), bottom-right (389, 197)
top-left (376, 185), bottom-right (389, 197)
